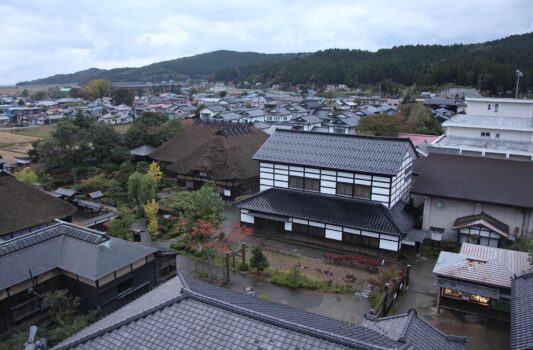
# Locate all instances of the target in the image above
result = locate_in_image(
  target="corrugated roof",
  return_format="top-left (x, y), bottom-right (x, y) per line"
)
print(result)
top-left (433, 244), bottom-right (530, 288)
top-left (253, 130), bottom-right (415, 175)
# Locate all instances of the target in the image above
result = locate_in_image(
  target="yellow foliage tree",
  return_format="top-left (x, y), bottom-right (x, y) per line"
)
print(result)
top-left (86, 79), bottom-right (111, 99)
top-left (147, 161), bottom-right (163, 183)
top-left (13, 167), bottom-right (38, 186)
top-left (143, 199), bottom-right (159, 238)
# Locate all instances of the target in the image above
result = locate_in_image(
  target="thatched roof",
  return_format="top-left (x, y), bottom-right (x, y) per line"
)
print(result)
top-left (150, 120), bottom-right (269, 181)
top-left (0, 172), bottom-right (77, 236)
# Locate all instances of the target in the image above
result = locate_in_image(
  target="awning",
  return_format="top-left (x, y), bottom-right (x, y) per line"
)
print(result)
top-left (435, 277), bottom-right (500, 299)
top-left (453, 212), bottom-right (509, 237)
top-left (402, 229), bottom-right (427, 245)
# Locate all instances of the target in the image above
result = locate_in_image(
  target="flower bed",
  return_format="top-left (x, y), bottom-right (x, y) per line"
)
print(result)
top-left (323, 253), bottom-right (381, 273)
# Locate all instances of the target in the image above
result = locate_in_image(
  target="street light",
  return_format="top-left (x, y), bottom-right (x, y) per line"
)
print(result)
top-left (515, 69), bottom-right (524, 99)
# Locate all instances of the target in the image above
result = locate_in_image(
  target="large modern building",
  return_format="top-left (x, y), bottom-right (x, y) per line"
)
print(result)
top-left (0, 222), bottom-right (158, 334)
top-left (235, 130), bottom-right (421, 257)
top-left (412, 153), bottom-right (533, 246)
top-left (430, 97), bottom-right (533, 160)
top-left (52, 274), bottom-right (467, 350)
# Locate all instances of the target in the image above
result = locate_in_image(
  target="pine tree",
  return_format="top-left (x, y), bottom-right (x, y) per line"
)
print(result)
top-left (250, 247), bottom-right (269, 273)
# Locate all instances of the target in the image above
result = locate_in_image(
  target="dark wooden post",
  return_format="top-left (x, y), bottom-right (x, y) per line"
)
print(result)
top-left (405, 264), bottom-right (411, 287)
top-left (225, 253), bottom-right (231, 284)
top-left (232, 254), bottom-right (236, 271)
top-left (436, 288), bottom-right (441, 314)
top-left (382, 283), bottom-right (389, 317)
top-left (241, 243), bottom-right (246, 271)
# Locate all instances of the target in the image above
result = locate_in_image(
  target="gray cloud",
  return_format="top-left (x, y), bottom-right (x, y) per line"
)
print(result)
top-left (1, 0), bottom-right (532, 84)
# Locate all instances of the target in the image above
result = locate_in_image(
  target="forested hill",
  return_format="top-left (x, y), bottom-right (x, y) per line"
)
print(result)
top-left (19, 33), bottom-right (533, 94)
top-left (19, 50), bottom-right (305, 85)
top-left (264, 33), bottom-right (533, 94)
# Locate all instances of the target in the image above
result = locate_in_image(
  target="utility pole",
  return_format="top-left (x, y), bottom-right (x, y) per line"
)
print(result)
top-left (515, 69), bottom-right (523, 99)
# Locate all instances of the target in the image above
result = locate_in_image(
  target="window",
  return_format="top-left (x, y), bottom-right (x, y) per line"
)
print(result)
top-left (353, 184), bottom-right (371, 199)
top-left (336, 182), bottom-right (353, 196)
top-left (360, 235), bottom-right (379, 248)
top-left (293, 223), bottom-right (324, 239)
top-left (289, 176), bottom-right (319, 192)
top-left (289, 176), bottom-right (304, 189)
top-left (443, 288), bottom-right (462, 299)
top-left (305, 178), bottom-right (320, 192)
top-left (470, 294), bottom-right (490, 304)
top-left (342, 232), bottom-right (359, 245)
top-left (496, 133), bottom-right (500, 138)
top-left (481, 132), bottom-right (491, 137)
top-left (494, 103), bottom-right (499, 113)
top-left (336, 182), bottom-right (371, 199)
top-left (333, 127), bottom-right (346, 134)
top-left (117, 279), bottom-right (133, 295)
top-left (487, 104), bottom-right (491, 110)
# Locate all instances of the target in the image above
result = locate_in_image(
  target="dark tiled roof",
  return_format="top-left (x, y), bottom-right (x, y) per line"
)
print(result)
top-left (412, 153), bottom-right (533, 209)
top-left (453, 212), bottom-right (509, 237)
top-left (0, 173), bottom-right (77, 236)
top-left (363, 309), bottom-right (466, 350)
top-left (0, 222), bottom-right (157, 290)
top-left (253, 130), bottom-right (415, 175)
top-left (511, 272), bottom-right (533, 350)
top-left (54, 275), bottom-right (402, 350)
top-left (235, 188), bottom-right (419, 236)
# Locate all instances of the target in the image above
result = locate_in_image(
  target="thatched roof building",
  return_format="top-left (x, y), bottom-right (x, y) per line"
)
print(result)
top-left (150, 119), bottom-right (269, 199)
top-left (0, 172), bottom-right (77, 239)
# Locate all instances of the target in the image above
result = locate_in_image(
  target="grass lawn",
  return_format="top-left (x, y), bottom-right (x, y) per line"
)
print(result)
top-left (9, 124), bottom-right (56, 139)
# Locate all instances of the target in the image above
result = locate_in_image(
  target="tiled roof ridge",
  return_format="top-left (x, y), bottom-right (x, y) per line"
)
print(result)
top-left (275, 128), bottom-right (413, 143)
top-left (181, 288), bottom-right (404, 350)
top-left (53, 295), bottom-right (187, 350)
top-left (379, 203), bottom-right (407, 235)
top-left (0, 222), bottom-right (109, 257)
top-left (403, 309), bottom-right (467, 345)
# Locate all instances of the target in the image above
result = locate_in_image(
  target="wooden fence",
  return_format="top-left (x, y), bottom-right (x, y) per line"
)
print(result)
top-left (374, 265), bottom-right (411, 317)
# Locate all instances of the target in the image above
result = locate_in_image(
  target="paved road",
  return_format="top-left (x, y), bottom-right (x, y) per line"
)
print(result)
top-left (396, 255), bottom-right (510, 350)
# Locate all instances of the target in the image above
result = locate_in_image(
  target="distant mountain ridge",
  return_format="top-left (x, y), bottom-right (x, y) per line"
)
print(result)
top-left (19, 50), bottom-right (305, 85)
top-left (19, 33), bottom-right (533, 94)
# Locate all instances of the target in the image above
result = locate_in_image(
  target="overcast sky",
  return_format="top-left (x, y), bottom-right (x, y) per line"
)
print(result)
top-left (1, 0), bottom-right (532, 85)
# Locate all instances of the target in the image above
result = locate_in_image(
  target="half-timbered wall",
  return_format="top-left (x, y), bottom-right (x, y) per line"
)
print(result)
top-left (390, 152), bottom-right (413, 207)
top-left (259, 161), bottom-right (413, 208)
top-left (240, 209), bottom-right (400, 251)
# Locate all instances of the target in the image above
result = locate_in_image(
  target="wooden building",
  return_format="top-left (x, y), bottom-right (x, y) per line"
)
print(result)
top-left (433, 243), bottom-right (530, 322)
top-left (235, 130), bottom-right (421, 257)
top-left (0, 222), bottom-right (158, 334)
top-left (150, 119), bottom-right (269, 201)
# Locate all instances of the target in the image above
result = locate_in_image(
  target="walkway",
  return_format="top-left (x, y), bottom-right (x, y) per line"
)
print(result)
top-left (175, 254), bottom-right (370, 324)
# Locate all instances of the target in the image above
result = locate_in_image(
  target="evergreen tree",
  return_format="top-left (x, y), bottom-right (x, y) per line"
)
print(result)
top-left (250, 247), bottom-right (269, 273)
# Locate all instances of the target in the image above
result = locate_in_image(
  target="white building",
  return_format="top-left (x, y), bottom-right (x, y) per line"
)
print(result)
top-left (430, 97), bottom-right (533, 160)
top-left (235, 130), bottom-right (420, 256)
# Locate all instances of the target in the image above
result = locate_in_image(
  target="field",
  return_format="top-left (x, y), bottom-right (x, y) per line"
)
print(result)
top-left (0, 131), bottom-right (41, 163)
top-left (0, 123), bottom-right (130, 163)
top-left (0, 84), bottom-right (80, 96)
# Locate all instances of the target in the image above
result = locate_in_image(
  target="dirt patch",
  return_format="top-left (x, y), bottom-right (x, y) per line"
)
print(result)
top-left (257, 248), bottom-right (384, 291)
top-left (0, 131), bottom-right (40, 145)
